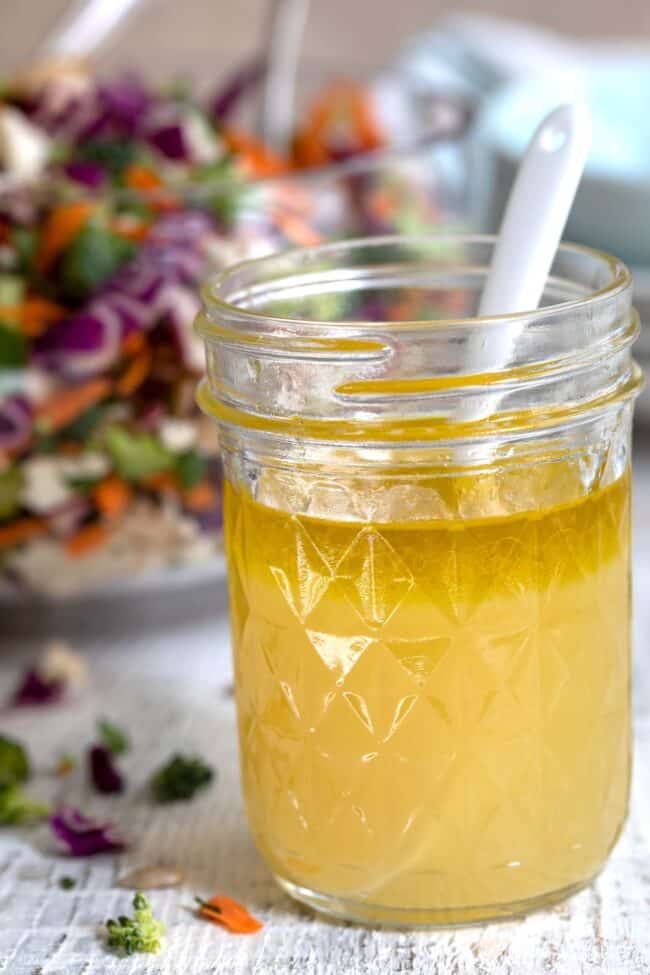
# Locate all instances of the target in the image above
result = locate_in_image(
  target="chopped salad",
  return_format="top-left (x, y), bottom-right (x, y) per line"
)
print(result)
top-left (0, 64), bottom-right (467, 597)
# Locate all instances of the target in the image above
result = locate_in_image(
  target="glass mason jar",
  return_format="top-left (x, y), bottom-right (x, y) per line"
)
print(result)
top-left (196, 235), bottom-right (641, 926)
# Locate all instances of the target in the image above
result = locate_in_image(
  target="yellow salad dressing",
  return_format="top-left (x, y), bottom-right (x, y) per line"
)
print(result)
top-left (225, 468), bottom-right (631, 923)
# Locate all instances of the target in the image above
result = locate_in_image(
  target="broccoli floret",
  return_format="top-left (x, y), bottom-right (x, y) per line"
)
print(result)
top-left (105, 893), bottom-right (165, 956)
top-left (0, 784), bottom-right (49, 824)
top-left (0, 734), bottom-right (29, 788)
top-left (151, 754), bottom-right (214, 802)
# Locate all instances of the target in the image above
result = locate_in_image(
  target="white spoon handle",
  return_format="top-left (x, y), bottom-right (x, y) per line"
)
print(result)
top-left (258, 0), bottom-right (311, 154)
top-left (479, 103), bottom-right (592, 317)
top-left (40, 0), bottom-right (147, 60)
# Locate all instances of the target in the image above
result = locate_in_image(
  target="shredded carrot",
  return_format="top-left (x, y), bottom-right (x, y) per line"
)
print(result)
top-left (222, 128), bottom-right (288, 178)
top-left (55, 755), bottom-right (77, 777)
top-left (271, 210), bottom-right (322, 248)
top-left (65, 522), bottom-right (111, 557)
top-left (0, 518), bottom-right (46, 550)
top-left (292, 130), bottom-right (330, 168)
top-left (292, 80), bottom-right (385, 167)
top-left (110, 216), bottom-right (152, 243)
top-left (123, 165), bottom-right (179, 211)
top-left (35, 378), bottom-right (111, 433)
top-left (92, 476), bottom-right (132, 518)
top-left (367, 188), bottom-right (398, 223)
top-left (121, 331), bottom-right (146, 355)
top-left (123, 164), bottom-right (163, 191)
top-left (22, 297), bottom-right (66, 335)
top-left (36, 201), bottom-right (95, 272)
top-left (183, 481), bottom-right (218, 512)
top-left (196, 896), bottom-right (263, 935)
top-left (142, 471), bottom-right (180, 493)
top-left (114, 345), bottom-right (152, 396)
top-left (0, 297), bottom-right (66, 337)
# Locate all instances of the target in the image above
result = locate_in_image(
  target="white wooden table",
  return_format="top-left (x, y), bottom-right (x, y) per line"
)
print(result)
top-left (3, 444), bottom-right (650, 975)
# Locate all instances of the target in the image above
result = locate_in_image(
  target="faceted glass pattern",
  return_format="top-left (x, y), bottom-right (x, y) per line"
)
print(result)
top-left (225, 469), bottom-right (631, 924)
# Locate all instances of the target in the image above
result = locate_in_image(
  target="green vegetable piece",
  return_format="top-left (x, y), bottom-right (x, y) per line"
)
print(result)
top-left (105, 892), bottom-right (165, 956)
top-left (115, 200), bottom-right (154, 222)
top-left (0, 323), bottom-right (27, 367)
top-left (59, 875), bottom-right (76, 890)
top-left (59, 222), bottom-right (135, 303)
top-left (77, 139), bottom-right (141, 178)
top-left (0, 735), bottom-right (29, 789)
top-left (0, 466), bottom-right (23, 521)
top-left (151, 754), bottom-right (214, 803)
top-left (194, 156), bottom-right (246, 228)
top-left (175, 451), bottom-right (207, 489)
top-left (104, 426), bottom-right (174, 482)
top-left (0, 274), bottom-right (25, 306)
top-left (97, 718), bottom-right (130, 756)
top-left (32, 435), bottom-right (58, 455)
top-left (11, 227), bottom-right (38, 271)
top-left (0, 784), bottom-right (49, 824)
top-left (61, 403), bottom-right (105, 442)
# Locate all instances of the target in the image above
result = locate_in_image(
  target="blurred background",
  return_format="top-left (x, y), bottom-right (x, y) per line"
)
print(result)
top-left (4, 0), bottom-right (650, 77)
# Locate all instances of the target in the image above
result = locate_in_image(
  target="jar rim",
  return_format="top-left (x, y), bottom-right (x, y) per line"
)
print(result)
top-left (198, 233), bottom-right (631, 338)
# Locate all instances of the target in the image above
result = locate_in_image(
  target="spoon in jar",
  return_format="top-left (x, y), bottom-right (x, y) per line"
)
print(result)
top-left (463, 102), bottom-right (592, 420)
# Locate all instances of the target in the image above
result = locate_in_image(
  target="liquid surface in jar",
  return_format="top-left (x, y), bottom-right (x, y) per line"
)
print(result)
top-left (225, 469), bottom-right (631, 923)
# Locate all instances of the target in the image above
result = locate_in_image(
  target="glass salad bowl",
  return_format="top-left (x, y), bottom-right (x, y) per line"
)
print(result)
top-left (0, 68), bottom-right (471, 599)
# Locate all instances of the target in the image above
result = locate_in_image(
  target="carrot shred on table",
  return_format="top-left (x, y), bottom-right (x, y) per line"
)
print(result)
top-left (65, 522), bottom-right (111, 557)
top-left (0, 518), bottom-right (46, 550)
top-left (35, 378), bottom-right (111, 433)
top-left (36, 201), bottom-right (95, 272)
top-left (221, 128), bottom-right (288, 178)
top-left (92, 476), bottom-right (132, 518)
top-left (183, 481), bottom-right (217, 512)
top-left (114, 345), bottom-right (152, 396)
top-left (195, 895), bottom-right (263, 934)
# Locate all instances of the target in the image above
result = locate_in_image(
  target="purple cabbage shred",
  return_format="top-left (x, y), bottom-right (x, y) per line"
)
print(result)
top-left (11, 669), bottom-right (65, 707)
top-left (0, 396), bottom-right (32, 452)
top-left (50, 805), bottom-right (127, 856)
top-left (63, 161), bottom-right (107, 189)
top-left (147, 123), bottom-right (187, 160)
top-left (88, 745), bottom-right (124, 794)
